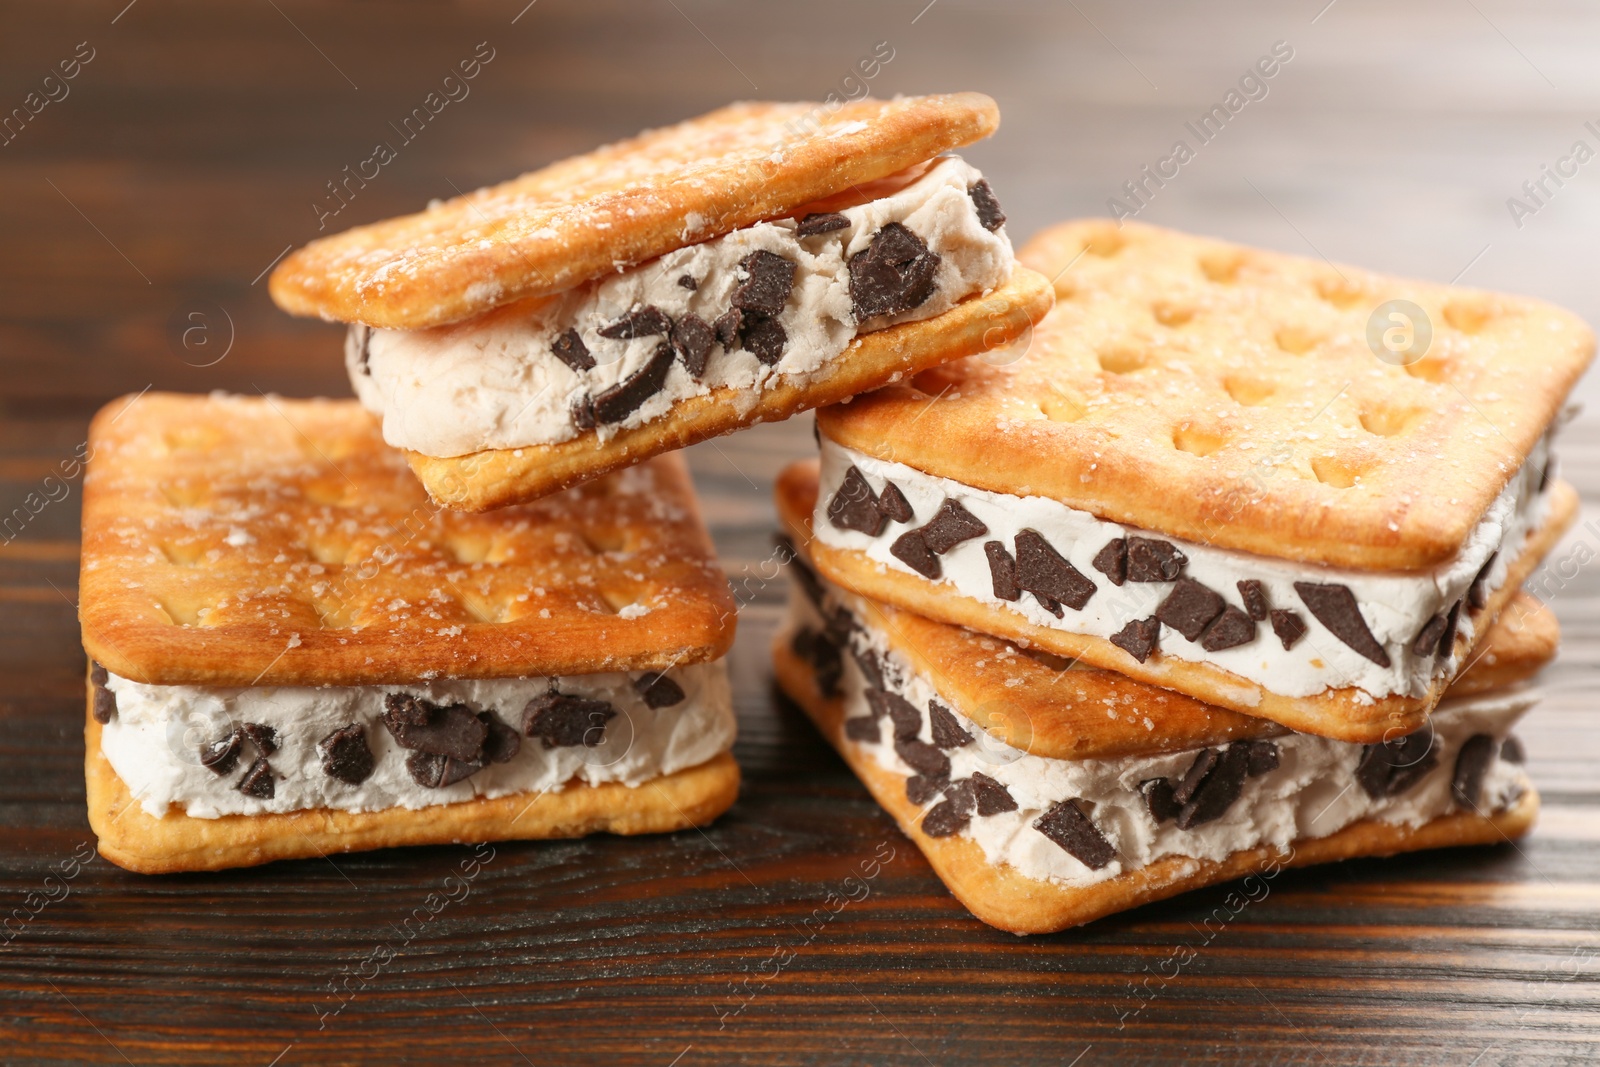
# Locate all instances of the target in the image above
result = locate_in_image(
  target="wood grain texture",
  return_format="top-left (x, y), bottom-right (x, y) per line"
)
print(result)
top-left (2, 2), bottom-right (1598, 1064)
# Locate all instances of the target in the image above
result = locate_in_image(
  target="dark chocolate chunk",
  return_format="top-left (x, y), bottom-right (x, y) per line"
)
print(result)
top-left (1092, 538), bottom-right (1128, 586)
top-left (677, 274), bottom-right (697, 290)
top-left (970, 772), bottom-right (1017, 815)
top-left (1126, 537), bottom-right (1187, 582)
top-left (880, 691), bottom-right (924, 743)
top-left (1176, 743), bottom-right (1250, 829)
top-left (844, 716), bottom-right (881, 744)
top-left (406, 750), bottom-right (479, 789)
top-left (894, 738), bottom-right (951, 781)
top-left (356, 324), bottom-right (372, 375)
top-left (1294, 582), bottom-right (1391, 667)
top-left (92, 681), bottom-right (117, 724)
top-left (1237, 579), bottom-right (1269, 621)
top-left (1244, 739), bottom-right (1280, 777)
top-left (90, 661), bottom-right (108, 687)
top-left (1200, 606), bottom-right (1256, 652)
top-left (1156, 578), bottom-right (1226, 642)
top-left (905, 774), bottom-right (944, 805)
top-left (826, 465), bottom-right (885, 536)
top-left (1270, 609), bottom-right (1306, 650)
top-left (551, 328), bottom-right (594, 372)
top-left (890, 529), bottom-right (941, 579)
top-left (1468, 552), bottom-right (1498, 611)
top-left (1034, 800), bottom-right (1117, 870)
top-left (383, 692), bottom-right (431, 726)
top-left (1452, 734), bottom-right (1497, 811)
top-left (922, 779), bottom-right (975, 837)
top-left (523, 693), bottom-right (617, 749)
top-left (200, 725), bottom-right (244, 776)
top-left (1141, 778), bottom-right (1180, 823)
top-left (571, 394), bottom-right (597, 431)
top-left (1499, 734), bottom-right (1525, 764)
top-left (237, 757), bottom-right (275, 798)
top-left (1355, 722), bottom-right (1438, 799)
top-left (985, 541), bottom-right (1022, 601)
top-left (851, 646), bottom-right (884, 690)
top-left (1412, 613), bottom-right (1449, 657)
top-left (592, 341), bottom-right (676, 424)
top-left (792, 627), bottom-right (843, 699)
top-left (740, 312), bottom-right (788, 365)
top-left (598, 305), bottom-right (672, 339)
top-left (848, 222), bottom-right (942, 320)
top-left (669, 312), bottom-right (715, 378)
top-left (241, 722), bottom-right (279, 756)
top-left (968, 179), bottom-right (1006, 232)
top-left (1538, 457), bottom-right (1555, 494)
top-left (796, 211), bottom-right (850, 237)
top-left (318, 724), bottom-right (375, 785)
top-left (1110, 616), bottom-right (1160, 663)
top-left (634, 672), bottom-right (686, 709)
top-left (383, 700), bottom-right (488, 761)
top-left (479, 710), bottom-right (521, 764)
top-left (928, 700), bottom-right (973, 749)
top-left (732, 250), bottom-right (797, 316)
top-left (876, 481), bottom-right (914, 523)
top-left (712, 308), bottom-right (741, 348)
top-left (922, 499), bottom-right (988, 554)
top-left (1015, 529), bottom-right (1096, 610)
top-left (1438, 599), bottom-right (1462, 657)
top-left (1035, 595), bottom-right (1065, 618)
top-left (1173, 748), bottom-right (1219, 805)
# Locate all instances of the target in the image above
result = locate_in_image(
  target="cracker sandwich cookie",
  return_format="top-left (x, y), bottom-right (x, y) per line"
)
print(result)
top-left (80, 394), bottom-right (738, 873)
top-left (269, 93), bottom-right (1053, 509)
top-left (809, 220), bottom-right (1590, 742)
top-left (775, 461), bottom-right (1549, 933)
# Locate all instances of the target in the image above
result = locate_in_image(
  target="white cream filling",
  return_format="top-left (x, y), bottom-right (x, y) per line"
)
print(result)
top-left (784, 589), bottom-right (1532, 890)
top-left (350, 156), bottom-right (1015, 457)
top-left (814, 437), bottom-right (1553, 701)
top-left (100, 661), bottom-right (734, 819)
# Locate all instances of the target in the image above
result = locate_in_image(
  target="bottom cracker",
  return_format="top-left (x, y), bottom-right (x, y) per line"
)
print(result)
top-left (85, 707), bottom-right (739, 874)
top-left (773, 637), bottom-right (1538, 935)
top-left (407, 267), bottom-right (1054, 510)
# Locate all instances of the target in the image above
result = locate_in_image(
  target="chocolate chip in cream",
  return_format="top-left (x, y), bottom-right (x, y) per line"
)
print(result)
top-left (551, 328), bottom-right (595, 372)
top-left (1015, 529), bottom-right (1096, 611)
top-left (1452, 734), bottom-right (1496, 811)
top-left (592, 341), bottom-right (676, 423)
top-left (848, 222), bottom-right (942, 320)
top-left (597, 305), bottom-right (672, 339)
top-left (1126, 537), bottom-right (1186, 582)
top-left (968, 179), bottom-right (1006, 232)
top-left (634, 672), bottom-right (686, 709)
top-left (1091, 538), bottom-right (1128, 586)
top-left (984, 540), bottom-right (1022, 601)
top-left (1110, 616), bottom-right (1160, 663)
top-left (1034, 799), bottom-right (1116, 870)
top-left (1156, 578), bottom-right (1225, 642)
top-left (522, 693), bottom-right (617, 749)
top-left (827, 466), bottom-right (885, 536)
top-left (1294, 581), bottom-right (1391, 667)
top-left (317, 723), bottom-right (375, 785)
top-left (1269, 609), bottom-right (1307, 651)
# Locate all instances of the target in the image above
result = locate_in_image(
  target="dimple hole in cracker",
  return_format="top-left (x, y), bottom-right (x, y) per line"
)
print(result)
top-left (1173, 423), bottom-right (1230, 458)
top-left (1081, 225), bottom-right (1126, 258)
top-left (1152, 301), bottom-right (1196, 328)
top-left (1314, 275), bottom-right (1367, 310)
top-left (162, 426), bottom-right (226, 452)
top-left (1273, 324), bottom-right (1325, 355)
top-left (1223, 376), bottom-right (1276, 406)
top-left (159, 482), bottom-right (208, 508)
top-left (1198, 250), bottom-right (1246, 284)
top-left (1358, 405), bottom-right (1428, 437)
top-left (1443, 298), bottom-right (1497, 334)
top-left (1039, 396), bottom-right (1087, 423)
top-left (305, 538), bottom-right (351, 566)
top-left (1402, 354), bottom-right (1453, 384)
top-left (577, 528), bottom-right (628, 554)
top-left (1310, 453), bottom-right (1370, 489)
top-left (159, 540), bottom-right (208, 567)
top-left (1097, 342), bottom-right (1150, 375)
top-left (155, 597), bottom-right (205, 627)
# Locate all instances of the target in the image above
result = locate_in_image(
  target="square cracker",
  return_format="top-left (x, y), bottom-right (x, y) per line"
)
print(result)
top-left (773, 636), bottom-right (1537, 935)
top-left (777, 459), bottom-right (1558, 759)
top-left (819, 219), bottom-right (1593, 571)
top-left (411, 268), bottom-right (1053, 510)
top-left (270, 94), bottom-right (1000, 329)
top-left (84, 693), bottom-right (739, 874)
top-left (79, 394), bottom-right (735, 688)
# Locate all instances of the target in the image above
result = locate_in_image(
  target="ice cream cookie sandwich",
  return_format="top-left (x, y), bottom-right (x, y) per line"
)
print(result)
top-left (775, 460), bottom-right (1550, 933)
top-left (808, 221), bottom-right (1588, 742)
top-left (79, 394), bottom-right (739, 872)
top-left (270, 93), bottom-right (1052, 509)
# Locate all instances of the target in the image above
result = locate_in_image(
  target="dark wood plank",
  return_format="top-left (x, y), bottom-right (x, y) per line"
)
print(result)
top-left (2, 2), bottom-right (1599, 1064)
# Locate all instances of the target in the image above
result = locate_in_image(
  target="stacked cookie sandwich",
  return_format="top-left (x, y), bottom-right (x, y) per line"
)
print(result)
top-left (778, 220), bottom-right (1592, 931)
top-left (82, 95), bottom-right (1047, 872)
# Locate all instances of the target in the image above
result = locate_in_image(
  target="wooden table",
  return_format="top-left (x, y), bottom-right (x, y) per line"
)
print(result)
top-left (2, 2), bottom-right (1597, 1063)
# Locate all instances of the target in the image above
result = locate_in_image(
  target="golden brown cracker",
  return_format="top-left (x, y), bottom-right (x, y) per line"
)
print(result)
top-left (79, 394), bottom-right (735, 687)
top-left (817, 219), bottom-right (1593, 571)
top-left (271, 94), bottom-right (1001, 329)
top-left (408, 267), bottom-right (1053, 510)
top-left (85, 704), bottom-right (739, 874)
top-left (776, 459), bottom-right (1556, 760)
top-left (774, 636), bottom-right (1537, 935)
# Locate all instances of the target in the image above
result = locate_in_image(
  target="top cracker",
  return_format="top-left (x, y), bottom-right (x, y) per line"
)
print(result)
top-left (823, 220), bottom-right (1592, 570)
top-left (78, 394), bottom-right (735, 687)
top-left (269, 94), bottom-right (1000, 329)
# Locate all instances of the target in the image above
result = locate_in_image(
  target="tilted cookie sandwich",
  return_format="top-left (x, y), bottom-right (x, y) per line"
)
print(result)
top-left (79, 394), bottom-right (738, 873)
top-left (809, 220), bottom-right (1590, 742)
top-left (775, 460), bottom-right (1551, 933)
top-left (269, 93), bottom-right (1053, 510)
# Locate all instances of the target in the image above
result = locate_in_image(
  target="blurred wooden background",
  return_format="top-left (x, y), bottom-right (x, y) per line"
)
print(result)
top-left (1, 2), bottom-right (1598, 1064)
